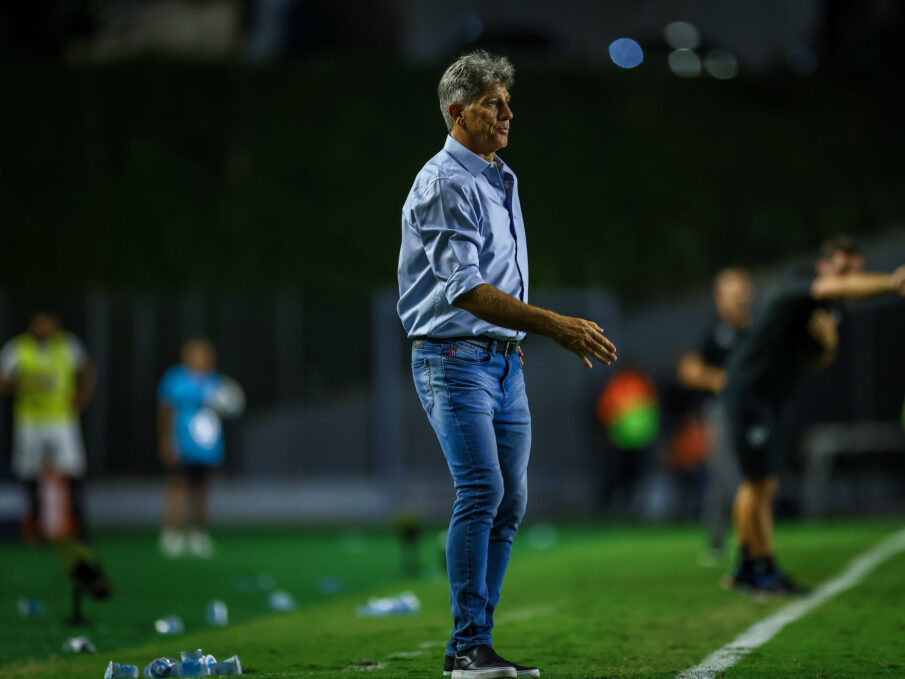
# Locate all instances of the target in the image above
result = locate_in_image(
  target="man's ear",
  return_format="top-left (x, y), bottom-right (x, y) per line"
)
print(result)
top-left (449, 102), bottom-right (465, 127)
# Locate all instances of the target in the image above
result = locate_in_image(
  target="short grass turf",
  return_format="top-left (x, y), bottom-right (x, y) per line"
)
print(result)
top-left (1, 520), bottom-right (903, 678)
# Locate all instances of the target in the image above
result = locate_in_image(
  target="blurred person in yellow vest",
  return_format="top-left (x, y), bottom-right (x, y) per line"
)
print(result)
top-left (0, 307), bottom-right (95, 542)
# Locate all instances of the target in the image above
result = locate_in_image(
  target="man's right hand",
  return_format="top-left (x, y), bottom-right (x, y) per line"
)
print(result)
top-left (892, 265), bottom-right (905, 296)
top-left (453, 283), bottom-right (617, 368)
top-left (550, 315), bottom-right (617, 369)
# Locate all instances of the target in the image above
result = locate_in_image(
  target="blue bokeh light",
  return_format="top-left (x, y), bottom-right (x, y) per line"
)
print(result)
top-left (609, 38), bottom-right (644, 69)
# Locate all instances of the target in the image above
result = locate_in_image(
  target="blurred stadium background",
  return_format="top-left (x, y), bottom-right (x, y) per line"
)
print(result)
top-left (1, 1), bottom-right (905, 677)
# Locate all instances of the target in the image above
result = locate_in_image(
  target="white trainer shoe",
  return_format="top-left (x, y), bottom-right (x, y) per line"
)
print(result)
top-left (159, 529), bottom-right (186, 558)
top-left (188, 531), bottom-right (215, 558)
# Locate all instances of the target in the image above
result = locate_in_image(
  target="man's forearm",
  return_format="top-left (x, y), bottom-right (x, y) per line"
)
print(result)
top-left (453, 283), bottom-right (617, 368)
top-left (812, 272), bottom-right (896, 300)
top-left (74, 361), bottom-right (97, 410)
top-left (453, 284), bottom-right (562, 338)
top-left (677, 353), bottom-right (726, 393)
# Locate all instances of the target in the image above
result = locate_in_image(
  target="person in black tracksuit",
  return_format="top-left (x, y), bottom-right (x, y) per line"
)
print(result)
top-left (678, 268), bottom-right (753, 563)
top-left (723, 237), bottom-right (905, 596)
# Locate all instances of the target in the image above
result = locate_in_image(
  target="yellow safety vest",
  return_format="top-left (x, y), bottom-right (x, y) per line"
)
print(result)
top-left (12, 332), bottom-right (78, 424)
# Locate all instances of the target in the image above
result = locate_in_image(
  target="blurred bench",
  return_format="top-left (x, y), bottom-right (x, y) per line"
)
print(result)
top-left (801, 422), bottom-right (905, 516)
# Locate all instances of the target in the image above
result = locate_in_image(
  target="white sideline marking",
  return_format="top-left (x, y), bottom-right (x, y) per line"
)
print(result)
top-left (342, 662), bottom-right (387, 672)
top-left (418, 641), bottom-right (448, 649)
top-left (675, 526), bottom-right (905, 679)
top-left (386, 650), bottom-right (424, 659)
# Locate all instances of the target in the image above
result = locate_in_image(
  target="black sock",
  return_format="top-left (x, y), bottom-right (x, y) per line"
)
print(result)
top-left (736, 545), bottom-right (756, 573)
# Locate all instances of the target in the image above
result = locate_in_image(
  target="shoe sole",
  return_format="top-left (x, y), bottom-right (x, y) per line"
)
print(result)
top-left (447, 667), bottom-right (538, 677)
top-left (451, 669), bottom-right (517, 679)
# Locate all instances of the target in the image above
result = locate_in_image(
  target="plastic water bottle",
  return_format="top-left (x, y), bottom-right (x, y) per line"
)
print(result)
top-left (396, 591), bottom-right (421, 613)
top-left (17, 598), bottom-right (45, 616)
top-left (179, 649), bottom-right (211, 677)
top-left (210, 655), bottom-right (242, 675)
top-left (105, 661), bottom-right (140, 678)
top-left (355, 591), bottom-right (421, 617)
top-left (143, 657), bottom-right (182, 677)
top-left (267, 590), bottom-right (296, 611)
top-left (206, 600), bottom-right (228, 626)
top-left (154, 615), bottom-right (185, 635)
top-left (62, 635), bottom-right (95, 653)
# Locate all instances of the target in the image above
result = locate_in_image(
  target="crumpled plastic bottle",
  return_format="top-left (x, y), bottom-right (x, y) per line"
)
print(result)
top-left (355, 591), bottom-right (421, 617)
top-left (105, 661), bottom-right (140, 678)
top-left (179, 649), bottom-right (211, 677)
top-left (206, 600), bottom-right (228, 626)
top-left (17, 598), bottom-right (45, 617)
top-left (62, 635), bottom-right (95, 653)
top-left (210, 655), bottom-right (242, 675)
top-left (154, 615), bottom-right (185, 635)
top-left (267, 590), bottom-right (296, 611)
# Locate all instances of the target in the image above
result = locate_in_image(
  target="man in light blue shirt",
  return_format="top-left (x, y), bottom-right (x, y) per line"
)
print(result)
top-left (398, 51), bottom-right (617, 679)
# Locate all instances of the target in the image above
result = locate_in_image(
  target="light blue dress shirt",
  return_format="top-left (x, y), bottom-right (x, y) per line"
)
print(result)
top-left (397, 135), bottom-right (529, 340)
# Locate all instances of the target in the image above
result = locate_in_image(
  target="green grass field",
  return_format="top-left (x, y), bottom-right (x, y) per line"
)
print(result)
top-left (2, 520), bottom-right (903, 678)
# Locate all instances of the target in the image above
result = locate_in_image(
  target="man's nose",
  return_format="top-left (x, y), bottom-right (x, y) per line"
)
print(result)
top-left (500, 101), bottom-right (513, 120)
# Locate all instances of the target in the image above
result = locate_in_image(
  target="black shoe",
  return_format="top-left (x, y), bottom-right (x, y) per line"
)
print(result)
top-left (451, 645), bottom-right (516, 679)
top-left (762, 571), bottom-right (810, 596)
top-left (495, 653), bottom-right (540, 677)
top-left (445, 649), bottom-right (538, 678)
top-left (721, 562), bottom-right (771, 602)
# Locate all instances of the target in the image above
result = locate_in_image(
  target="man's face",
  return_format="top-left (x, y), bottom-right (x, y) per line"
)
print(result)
top-left (817, 250), bottom-right (863, 278)
top-left (29, 312), bottom-right (61, 341)
top-left (183, 342), bottom-right (216, 373)
top-left (460, 84), bottom-right (513, 156)
top-left (714, 274), bottom-right (753, 329)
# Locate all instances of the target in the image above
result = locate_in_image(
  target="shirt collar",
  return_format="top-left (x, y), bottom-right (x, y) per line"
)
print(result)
top-left (444, 135), bottom-right (500, 177)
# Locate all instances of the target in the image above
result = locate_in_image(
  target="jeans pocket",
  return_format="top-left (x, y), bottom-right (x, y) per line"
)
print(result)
top-left (412, 357), bottom-right (434, 415)
top-left (443, 342), bottom-right (492, 365)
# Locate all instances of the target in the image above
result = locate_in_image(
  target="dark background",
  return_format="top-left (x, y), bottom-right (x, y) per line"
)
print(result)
top-left (0, 0), bottom-right (903, 520)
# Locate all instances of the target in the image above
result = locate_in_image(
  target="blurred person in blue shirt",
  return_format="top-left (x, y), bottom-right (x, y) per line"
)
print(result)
top-left (398, 50), bottom-right (617, 679)
top-left (157, 338), bottom-right (244, 558)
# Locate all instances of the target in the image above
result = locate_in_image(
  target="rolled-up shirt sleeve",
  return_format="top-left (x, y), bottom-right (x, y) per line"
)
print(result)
top-left (413, 178), bottom-right (486, 304)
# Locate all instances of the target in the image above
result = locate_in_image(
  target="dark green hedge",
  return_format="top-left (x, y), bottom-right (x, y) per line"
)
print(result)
top-left (1, 60), bottom-right (902, 301)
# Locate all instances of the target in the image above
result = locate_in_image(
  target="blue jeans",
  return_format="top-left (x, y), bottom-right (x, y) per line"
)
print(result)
top-left (411, 338), bottom-right (531, 655)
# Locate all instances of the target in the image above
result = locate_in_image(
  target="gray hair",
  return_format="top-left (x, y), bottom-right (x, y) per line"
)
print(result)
top-left (437, 50), bottom-right (515, 132)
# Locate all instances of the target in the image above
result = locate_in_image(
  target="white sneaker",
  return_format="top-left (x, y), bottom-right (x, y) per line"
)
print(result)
top-left (159, 529), bottom-right (186, 558)
top-left (188, 531), bottom-right (215, 558)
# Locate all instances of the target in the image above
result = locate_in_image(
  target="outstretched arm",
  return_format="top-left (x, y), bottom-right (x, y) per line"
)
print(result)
top-left (811, 266), bottom-right (905, 300)
top-left (453, 283), bottom-right (617, 369)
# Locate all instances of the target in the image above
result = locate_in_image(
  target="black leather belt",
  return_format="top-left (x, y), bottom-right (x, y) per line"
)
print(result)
top-left (412, 335), bottom-right (522, 356)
